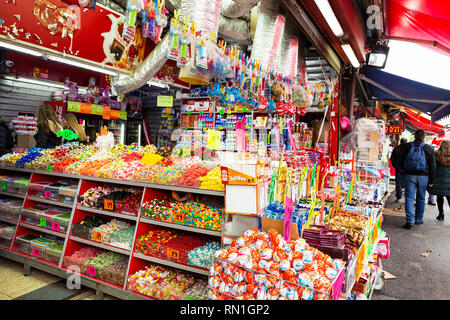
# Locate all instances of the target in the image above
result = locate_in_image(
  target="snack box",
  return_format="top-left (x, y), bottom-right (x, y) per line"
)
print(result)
top-left (14, 234), bottom-right (39, 255)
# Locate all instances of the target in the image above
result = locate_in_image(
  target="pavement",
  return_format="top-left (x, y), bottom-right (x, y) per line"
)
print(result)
top-left (371, 187), bottom-right (450, 300)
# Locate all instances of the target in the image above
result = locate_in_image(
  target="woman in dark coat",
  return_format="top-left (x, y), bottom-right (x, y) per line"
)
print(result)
top-left (429, 140), bottom-right (450, 220)
top-left (34, 104), bottom-right (63, 149)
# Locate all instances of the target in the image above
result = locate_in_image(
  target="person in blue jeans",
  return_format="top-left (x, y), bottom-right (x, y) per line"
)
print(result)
top-left (390, 138), bottom-right (408, 202)
top-left (396, 130), bottom-right (436, 229)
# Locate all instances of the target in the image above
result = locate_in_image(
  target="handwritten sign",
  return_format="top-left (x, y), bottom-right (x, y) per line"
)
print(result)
top-left (104, 199), bottom-right (114, 211)
top-left (51, 221), bottom-right (60, 232)
top-left (167, 248), bottom-right (180, 260)
top-left (39, 217), bottom-right (47, 227)
top-left (32, 247), bottom-right (40, 257)
top-left (86, 265), bottom-right (96, 277)
top-left (93, 231), bottom-right (102, 242)
top-left (46, 165), bottom-right (53, 172)
top-left (157, 95), bottom-right (174, 107)
top-left (174, 212), bottom-right (185, 223)
top-left (44, 191), bottom-right (51, 199)
top-left (1, 182), bottom-right (6, 190)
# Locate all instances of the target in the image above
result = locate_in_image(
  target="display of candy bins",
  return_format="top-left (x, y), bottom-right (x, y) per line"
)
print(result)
top-left (82, 251), bottom-right (124, 280)
top-left (100, 257), bottom-right (129, 286)
top-left (173, 164), bottom-right (210, 188)
top-left (109, 225), bottom-right (136, 250)
top-left (63, 247), bottom-right (104, 270)
top-left (207, 228), bottom-right (345, 300)
top-left (199, 167), bottom-right (224, 191)
top-left (161, 233), bottom-right (208, 265)
top-left (135, 229), bottom-right (179, 258)
top-left (71, 216), bottom-right (109, 239)
top-left (91, 219), bottom-right (131, 244)
top-left (188, 241), bottom-right (220, 269)
top-left (141, 199), bottom-right (223, 231)
top-left (127, 264), bottom-right (196, 300)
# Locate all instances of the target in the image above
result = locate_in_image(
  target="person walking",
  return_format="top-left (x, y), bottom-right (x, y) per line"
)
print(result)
top-left (390, 137), bottom-right (408, 203)
top-left (34, 104), bottom-right (63, 149)
top-left (396, 129), bottom-right (436, 229)
top-left (427, 143), bottom-right (439, 206)
top-left (428, 140), bottom-right (450, 221)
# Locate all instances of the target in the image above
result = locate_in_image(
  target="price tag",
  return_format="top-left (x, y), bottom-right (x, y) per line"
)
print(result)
top-left (32, 247), bottom-right (39, 257)
top-left (93, 231), bottom-right (102, 242)
top-left (44, 191), bottom-right (51, 199)
top-left (174, 212), bottom-right (185, 223)
top-left (167, 248), bottom-right (180, 260)
top-left (51, 221), bottom-right (60, 231)
top-left (104, 199), bottom-right (114, 211)
top-left (1, 182), bottom-right (6, 190)
top-left (40, 217), bottom-right (47, 227)
top-left (46, 165), bottom-right (53, 172)
top-left (86, 265), bottom-right (96, 277)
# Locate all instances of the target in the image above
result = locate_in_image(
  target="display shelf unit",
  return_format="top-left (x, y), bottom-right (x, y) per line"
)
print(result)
top-left (139, 217), bottom-right (222, 237)
top-left (77, 206), bottom-right (138, 222)
top-left (133, 252), bottom-right (210, 276)
top-left (0, 215), bottom-right (18, 225)
top-left (0, 166), bottom-right (223, 299)
top-left (69, 235), bottom-right (131, 255)
top-left (19, 221), bottom-right (67, 238)
top-left (0, 190), bottom-right (26, 198)
top-left (26, 196), bottom-right (74, 209)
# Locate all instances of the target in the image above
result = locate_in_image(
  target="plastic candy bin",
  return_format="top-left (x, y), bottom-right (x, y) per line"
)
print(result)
top-left (14, 234), bottom-right (39, 255)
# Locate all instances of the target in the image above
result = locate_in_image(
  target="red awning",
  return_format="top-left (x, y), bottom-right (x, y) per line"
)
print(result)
top-left (401, 108), bottom-right (446, 137)
top-left (384, 0), bottom-right (450, 55)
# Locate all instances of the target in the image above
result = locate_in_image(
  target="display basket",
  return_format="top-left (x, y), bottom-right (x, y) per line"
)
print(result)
top-left (71, 223), bottom-right (94, 239)
top-left (207, 257), bottom-right (345, 301)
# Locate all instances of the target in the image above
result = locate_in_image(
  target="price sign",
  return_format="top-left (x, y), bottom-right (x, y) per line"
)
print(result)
top-left (1, 182), bottom-right (6, 190)
top-left (93, 231), bottom-right (102, 242)
top-left (167, 248), bottom-right (180, 260)
top-left (46, 165), bottom-right (53, 172)
top-left (44, 191), bottom-right (51, 199)
top-left (385, 125), bottom-right (402, 135)
top-left (40, 217), bottom-right (47, 227)
top-left (32, 247), bottom-right (40, 257)
top-left (67, 101), bottom-right (81, 113)
top-left (92, 104), bottom-right (103, 115)
top-left (86, 265), bottom-right (96, 277)
top-left (104, 199), bottom-right (114, 211)
top-left (157, 95), bottom-right (174, 107)
top-left (174, 212), bottom-right (185, 223)
top-left (51, 221), bottom-right (60, 232)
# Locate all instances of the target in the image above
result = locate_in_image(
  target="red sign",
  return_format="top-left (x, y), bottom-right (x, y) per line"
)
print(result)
top-left (385, 125), bottom-right (402, 135)
top-left (33, 67), bottom-right (49, 79)
top-left (0, 0), bottom-right (150, 72)
top-left (45, 101), bottom-right (66, 123)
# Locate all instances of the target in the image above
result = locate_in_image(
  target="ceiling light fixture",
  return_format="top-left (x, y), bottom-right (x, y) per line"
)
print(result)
top-left (0, 39), bottom-right (44, 57)
top-left (341, 44), bottom-right (361, 68)
top-left (314, 0), bottom-right (344, 37)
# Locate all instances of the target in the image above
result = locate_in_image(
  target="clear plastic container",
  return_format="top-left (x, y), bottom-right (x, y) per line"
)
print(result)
top-left (52, 213), bottom-right (71, 232)
top-left (15, 234), bottom-right (39, 255)
top-left (22, 208), bottom-right (48, 225)
top-left (40, 210), bottom-right (64, 230)
top-left (58, 186), bottom-right (77, 203)
top-left (13, 179), bottom-right (30, 193)
top-left (45, 245), bottom-right (63, 264)
top-left (0, 236), bottom-right (13, 248)
top-left (42, 185), bottom-right (61, 201)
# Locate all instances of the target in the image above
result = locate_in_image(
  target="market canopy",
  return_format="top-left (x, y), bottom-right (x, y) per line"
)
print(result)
top-left (396, 108), bottom-right (446, 137)
top-left (359, 66), bottom-right (450, 123)
top-left (384, 0), bottom-right (450, 56)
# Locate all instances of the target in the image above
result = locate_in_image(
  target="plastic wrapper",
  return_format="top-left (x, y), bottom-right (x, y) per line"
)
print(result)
top-left (250, 0), bottom-right (285, 71)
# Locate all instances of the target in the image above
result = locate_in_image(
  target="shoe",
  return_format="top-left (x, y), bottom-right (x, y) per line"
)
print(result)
top-left (395, 199), bottom-right (401, 203)
top-left (415, 220), bottom-right (423, 225)
top-left (437, 214), bottom-right (445, 221)
top-left (402, 222), bottom-right (413, 229)
top-left (428, 201), bottom-right (436, 206)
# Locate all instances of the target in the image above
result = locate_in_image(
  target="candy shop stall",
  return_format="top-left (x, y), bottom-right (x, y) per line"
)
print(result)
top-left (0, 0), bottom-right (391, 303)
